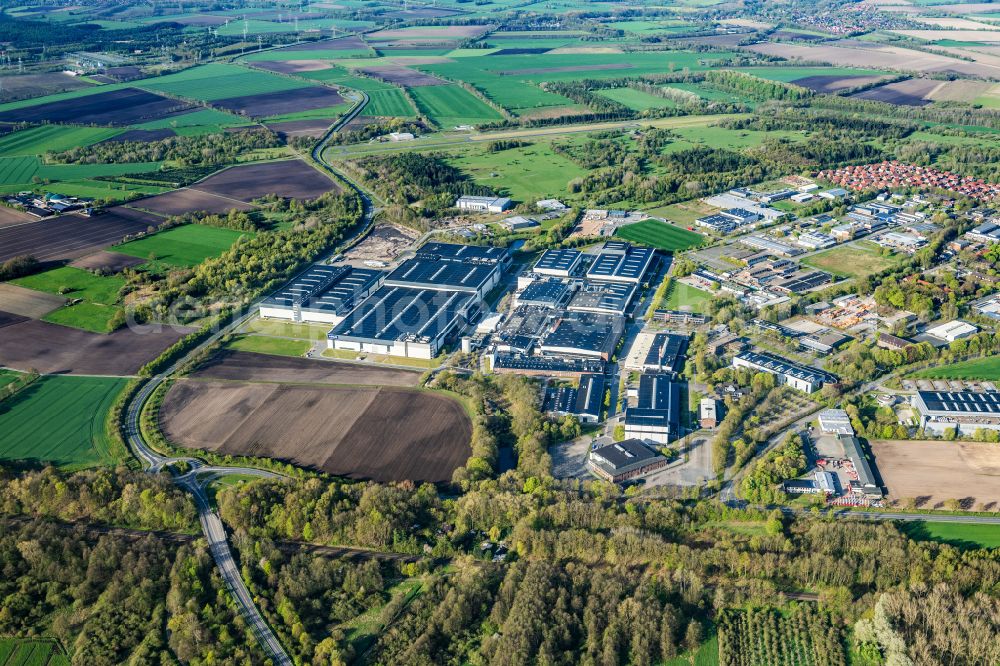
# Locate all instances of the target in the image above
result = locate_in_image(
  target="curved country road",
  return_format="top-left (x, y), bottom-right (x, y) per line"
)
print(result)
top-left (121, 87), bottom-right (377, 665)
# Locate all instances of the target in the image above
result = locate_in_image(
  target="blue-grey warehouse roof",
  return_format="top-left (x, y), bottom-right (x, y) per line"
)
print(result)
top-left (261, 264), bottom-right (382, 315)
top-left (328, 286), bottom-right (474, 343)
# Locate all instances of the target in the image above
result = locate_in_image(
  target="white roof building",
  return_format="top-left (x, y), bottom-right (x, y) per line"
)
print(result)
top-left (924, 320), bottom-right (978, 343)
top-left (818, 408), bottom-right (853, 435)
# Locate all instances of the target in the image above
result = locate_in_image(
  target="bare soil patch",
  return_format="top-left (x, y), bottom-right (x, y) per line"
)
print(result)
top-left (0, 284), bottom-right (64, 319)
top-left (191, 159), bottom-right (336, 202)
top-left (0, 206), bottom-right (34, 228)
top-left (357, 65), bottom-right (448, 87)
top-left (851, 78), bottom-right (941, 105)
top-left (745, 41), bottom-right (1000, 78)
top-left (0, 72), bottom-right (93, 103)
top-left (927, 78), bottom-right (993, 102)
top-left (500, 62), bottom-right (633, 75)
top-left (251, 59), bottom-right (336, 74)
top-left (0, 316), bottom-right (192, 375)
top-left (70, 250), bottom-right (146, 273)
top-left (0, 207), bottom-right (166, 264)
top-left (344, 223), bottom-right (419, 263)
top-left (102, 66), bottom-right (145, 81)
top-left (214, 86), bottom-right (345, 118)
top-left (773, 30), bottom-right (826, 41)
top-left (161, 379), bottom-right (470, 482)
top-left (0, 87), bottom-right (193, 125)
top-left (280, 35), bottom-right (368, 51)
top-left (792, 74), bottom-right (889, 92)
top-left (192, 349), bottom-right (422, 386)
top-left (134, 189), bottom-right (254, 217)
top-left (871, 439), bottom-right (1000, 510)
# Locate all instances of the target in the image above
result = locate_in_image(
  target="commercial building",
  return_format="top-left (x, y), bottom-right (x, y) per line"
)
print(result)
top-left (700, 397), bottom-right (719, 429)
top-left (567, 281), bottom-right (637, 317)
top-left (877, 332), bottom-right (913, 350)
top-left (327, 286), bottom-right (479, 359)
top-left (501, 215), bottom-right (539, 231)
top-left (912, 390), bottom-right (1000, 436)
top-left (260, 264), bottom-right (383, 324)
top-left (533, 248), bottom-right (583, 277)
top-left (800, 330), bottom-right (850, 355)
top-left (542, 374), bottom-right (604, 423)
top-left (490, 353), bottom-right (605, 378)
top-left (415, 241), bottom-right (511, 268)
top-left (796, 231), bottom-right (836, 250)
top-left (515, 279), bottom-right (572, 309)
top-left (840, 435), bottom-right (883, 499)
top-left (585, 241), bottom-right (656, 284)
top-left (733, 351), bottom-right (835, 394)
top-left (624, 373), bottom-right (681, 444)
top-left (653, 309), bottom-right (708, 326)
top-left (641, 332), bottom-right (688, 373)
top-left (741, 235), bottom-right (802, 257)
top-left (540, 312), bottom-right (625, 360)
top-left (924, 320), bottom-right (978, 343)
top-left (455, 194), bottom-right (512, 213)
top-left (589, 439), bottom-right (668, 483)
top-left (818, 408), bottom-right (854, 435)
top-left (384, 257), bottom-right (501, 299)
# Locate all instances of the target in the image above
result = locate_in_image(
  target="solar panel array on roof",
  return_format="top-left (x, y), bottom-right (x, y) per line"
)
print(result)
top-left (491, 353), bottom-right (606, 374)
top-left (328, 286), bottom-right (474, 344)
top-left (543, 386), bottom-right (578, 414)
top-left (567, 282), bottom-right (636, 315)
top-left (643, 332), bottom-right (688, 372)
top-left (917, 390), bottom-right (1000, 415)
top-left (518, 279), bottom-right (571, 308)
top-left (585, 243), bottom-right (655, 283)
top-left (416, 241), bottom-right (509, 264)
top-left (385, 257), bottom-right (497, 292)
top-left (261, 264), bottom-right (382, 315)
top-left (575, 374), bottom-right (605, 419)
top-left (736, 351), bottom-right (836, 385)
top-left (534, 248), bottom-right (582, 275)
top-left (541, 312), bottom-right (623, 356)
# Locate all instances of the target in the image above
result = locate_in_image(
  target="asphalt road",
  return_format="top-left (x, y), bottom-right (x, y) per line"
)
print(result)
top-left (117, 87), bottom-right (383, 666)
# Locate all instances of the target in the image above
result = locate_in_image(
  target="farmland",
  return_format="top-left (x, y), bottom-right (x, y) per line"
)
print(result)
top-left (615, 219), bottom-right (703, 251)
top-left (0, 375), bottom-right (127, 468)
top-left (911, 356), bottom-right (1000, 380)
top-left (871, 439), bottom-right (1000, 510)
top-left (409, 85), bottom-right (504, 128)
top-left (193, 349), bottom-right (422, 387)
top-left (0, 639), bottom-right (69, 666)
top-left (139, 63), bottom-right (310, 102)
top-left (12, 266), bottom-right (125, 305)
top-left (113, 223), bottom-right (254, 267)
top-left (0, 124), bottom-right (121, 156)
top-left (0, 312), bottom-right (191, 375)
top-left (0, 156), bottom-right (41, 186)
top-left (0, 207), bottom-right (167, 264)
top-left (901, 521), bottom-right (1000, 550)
top-left (161, 379), bottom-right (471, 482)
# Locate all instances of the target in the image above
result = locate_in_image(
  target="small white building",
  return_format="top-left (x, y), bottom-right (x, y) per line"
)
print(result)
top-left (790, 192), bottom-right (814, 204)
top-left (456, 195), bottom-right (512, 213)
top-left (819, 188), bottom-right (848, 200)
top-left (818, 408), bottom-right (853, 435)
top-left (536, 199), bottom-right (567, 211)
top-left (501, 215), bottom-right (539, 231)
top-left (924, 320), bottom-right (978, 343)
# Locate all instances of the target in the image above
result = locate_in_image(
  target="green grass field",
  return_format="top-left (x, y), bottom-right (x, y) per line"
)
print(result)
top-left (0, 375), bottom-right (127, 468)
top-left (13, 266), bottom-right (125, 305)
top-left (139, 62), bottom-right (310, 102)
top-left (0, 369), bottom-right (23, 390)
top-left (228, 334), bottom-right (310, 356)
top-left (38, 161), bottom-right (163, 181)
top-left (43, 302), bottom-right (121, 333)
top-left (911, 357), bottom-right (1000, 381)
top-left (0, 124), bottom-right (121, 156)
top-left (596, 87), bottom-right (676, 111)
top-left (664, 280), bottom-right (711, 313)
top-left (0, 638), bottom-right (70, 666)
top-left (902, 521), bottom-right (1000, 549)
top-left (247, 318), bottom-right (332, 341)
top-left (409, 85), bottom-right (504, 128)
top-left (113, 224), bottom-right (253, 267)
top-left (444, 141), bottom-right (586, 201)
top-left (0, 156), bottom-right (41, 186)
top-left (615, 219), bottom-right (703, 251)
top-left (802, 242), bottom-right (904, 279)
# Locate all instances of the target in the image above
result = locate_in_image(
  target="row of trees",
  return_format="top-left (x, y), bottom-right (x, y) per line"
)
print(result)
top-left (48, 128), bottom-right (283, 166)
